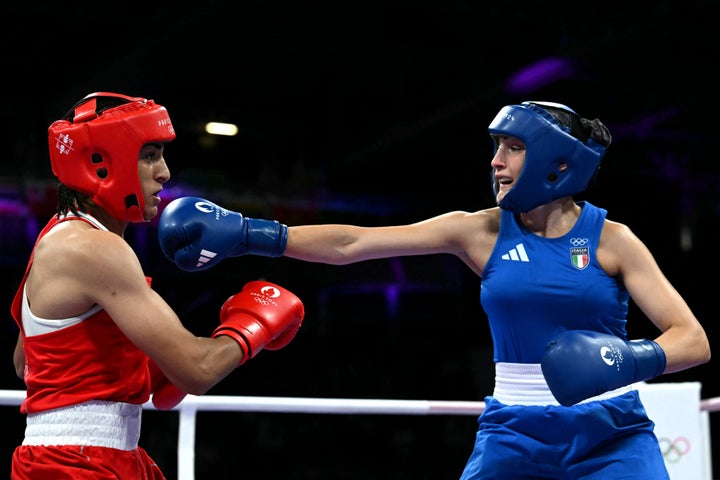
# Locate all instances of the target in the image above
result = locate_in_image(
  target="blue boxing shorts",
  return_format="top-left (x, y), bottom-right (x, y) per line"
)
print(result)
top-left (459, 390), bottom-right (669, 479)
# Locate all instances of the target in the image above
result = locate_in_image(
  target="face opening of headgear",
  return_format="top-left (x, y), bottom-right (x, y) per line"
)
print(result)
top-left (488, 100), bottom-right (612, 213)
top-left (48, 92), bottom-right (176, 222)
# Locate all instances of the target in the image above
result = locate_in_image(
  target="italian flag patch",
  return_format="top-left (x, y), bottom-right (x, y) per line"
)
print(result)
top-left (570, 247), bottom-right (589, 270)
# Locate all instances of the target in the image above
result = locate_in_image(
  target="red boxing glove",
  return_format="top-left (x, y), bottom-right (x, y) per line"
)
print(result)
top-left (148, 359), bottom-right (187, 410)
top-left (213, 280), bottom-right (305, 366)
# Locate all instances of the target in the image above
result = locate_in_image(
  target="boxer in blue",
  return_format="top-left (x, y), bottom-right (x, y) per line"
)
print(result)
top-left (157, 101), bottom-right (710, 478)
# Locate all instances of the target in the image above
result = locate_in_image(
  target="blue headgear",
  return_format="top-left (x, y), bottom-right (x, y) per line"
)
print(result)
top-left (488, 101), bottom-right (611, 213)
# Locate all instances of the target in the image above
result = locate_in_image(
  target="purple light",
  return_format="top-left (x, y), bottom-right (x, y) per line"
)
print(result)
top-left (0, 198), bottom-right (39, 259)
top-left (0, 198), bottom-right (28, 215)
top-left (505, 57), bottom-right (575, 95)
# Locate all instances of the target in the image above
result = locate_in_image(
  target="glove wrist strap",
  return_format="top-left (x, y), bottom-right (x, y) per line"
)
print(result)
top-left (242, 218), bottom-right (288, 257)
top-left (212, 326), bottom-right (251, 366)
top-left (628, 339), bottom-right (666, 382)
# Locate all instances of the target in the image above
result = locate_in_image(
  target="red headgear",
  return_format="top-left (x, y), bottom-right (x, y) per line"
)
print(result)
top-left (48, 92), bottom-right (176, 222)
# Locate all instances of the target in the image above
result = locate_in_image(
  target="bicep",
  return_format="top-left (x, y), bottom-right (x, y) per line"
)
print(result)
top-left (93, 257), bottom-right (198, 360)
top-left (81, 238), bottom-right (194, 354)
top-left (607, 225), bottom-right (693, 332)
top-left (616, 230), bottom-right (709, 371)
top-left (101, 282), bottom-right (188, 354)
top-left (100, 279), bottom-right (234, 393)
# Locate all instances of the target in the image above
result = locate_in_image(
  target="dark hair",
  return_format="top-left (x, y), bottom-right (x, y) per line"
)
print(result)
top-left (530, 101), bottom-right (612, 148)
top-left (56, 184), bottom-right (87, 218)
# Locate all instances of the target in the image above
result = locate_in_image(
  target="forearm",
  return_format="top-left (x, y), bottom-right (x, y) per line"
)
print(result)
top-left (155, 336), bottom-right (241, 395)
top-left (654, 323), bottom-right (711, 374)
top-left (285, 225), bottom-right (364, 264)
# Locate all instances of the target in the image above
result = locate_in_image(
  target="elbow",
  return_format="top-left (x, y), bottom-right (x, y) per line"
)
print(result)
top-left (695, 326), bottom-right (711, 365)
top-left (658, 325), bottom-right (711, 373)
top-left (13, 356), bottom-right (25, 380)
top-left (175, 378), bottom-right (214, 397)
top-left (175, 363), bottom-right (226, 396)
top-left (184, 385), bottom-right (211, 396)
top-left (175, 371), bottom-right (218, 396)
top-left (685, 328), bottom-right (711, 368)
top-left (700, 339), bottom-right (711, 365)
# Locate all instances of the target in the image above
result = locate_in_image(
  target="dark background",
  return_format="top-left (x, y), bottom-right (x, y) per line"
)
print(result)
top-left (2, 1), bottom-right (718, 478)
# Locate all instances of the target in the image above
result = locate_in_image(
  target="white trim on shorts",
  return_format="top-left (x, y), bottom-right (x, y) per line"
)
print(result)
top-left (493, 362), bottom-right (633, 406)
top-left (23, 400), bottom-right (142, 451)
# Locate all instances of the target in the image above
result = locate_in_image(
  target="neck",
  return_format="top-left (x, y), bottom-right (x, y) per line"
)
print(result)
top-left (82, 204), bottom-right (128, 237)
top-left (519, 197), bottom-right (580, 238)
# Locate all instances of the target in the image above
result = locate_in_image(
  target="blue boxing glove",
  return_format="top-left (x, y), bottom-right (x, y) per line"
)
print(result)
top-left (158, 197), bottom-right (288, 272)
top-left (541, 330), bottom-right (666, 407)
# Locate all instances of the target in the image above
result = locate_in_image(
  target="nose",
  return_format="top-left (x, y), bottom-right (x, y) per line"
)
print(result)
top-left (157, 157), bottom-right (171, 183)
top-left (490, 148), bottom-right (505, 169)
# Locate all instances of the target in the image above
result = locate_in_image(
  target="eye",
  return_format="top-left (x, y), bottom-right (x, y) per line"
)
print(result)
top-left (139, 143), bottom-right (164, 162)
top-left (140, 145), bottom-right (163, 162)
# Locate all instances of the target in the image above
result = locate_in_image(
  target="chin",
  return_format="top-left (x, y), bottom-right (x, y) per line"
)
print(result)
top-left (143, 208), bottom-right (158, 222)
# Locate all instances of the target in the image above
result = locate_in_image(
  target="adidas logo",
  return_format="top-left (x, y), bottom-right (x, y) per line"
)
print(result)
top-left (501, 243), bottom-right (529, 262)
top-left (196, 248), bottom-right (218, 268)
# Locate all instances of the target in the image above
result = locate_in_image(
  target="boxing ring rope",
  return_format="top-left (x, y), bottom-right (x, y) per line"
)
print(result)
top-left (1, 389), bottom-right (718, 480)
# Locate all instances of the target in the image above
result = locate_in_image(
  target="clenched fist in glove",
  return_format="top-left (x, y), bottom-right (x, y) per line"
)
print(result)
top-left (541, 330), bottom-right (666, 407)
top-left (158, 196), bottom-right (288, 272)
top-left (214, 280), bottom-right (305, 366)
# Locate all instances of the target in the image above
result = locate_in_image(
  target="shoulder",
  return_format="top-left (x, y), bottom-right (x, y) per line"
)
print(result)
top-left (599, 218), bottom-right (639, 246)
top-left (415, 207), bottom-right (500, 243)
top-left (34, 220), bottom-right (144, 292)
top-left (426, 207), bottom-right (500, 229)
top-left (597, 218), bottom-right (650, 276)
top-left (27, 220), bottom-right (146, 318)
top-left (433, 207), bottom-right (501, 258)
top-left (39, 221), bottom-right (135, 265)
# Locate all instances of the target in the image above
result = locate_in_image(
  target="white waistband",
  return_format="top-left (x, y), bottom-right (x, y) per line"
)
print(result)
top-left (493, 362), bottom-right (633, 406)
top-left (23, 400), bottom-right (142, 450)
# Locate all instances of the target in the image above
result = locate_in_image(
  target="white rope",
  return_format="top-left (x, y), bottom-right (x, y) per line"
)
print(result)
top-left (143, 394), bottom-right (488, 415)
top-left (2, 389), bottom-right (717, 480)
top-left (0, 389), bottom-right (486, 480)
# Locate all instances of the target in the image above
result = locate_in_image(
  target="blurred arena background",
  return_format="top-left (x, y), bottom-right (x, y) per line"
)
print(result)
top-left (2, 1), bottom-right (718, 478)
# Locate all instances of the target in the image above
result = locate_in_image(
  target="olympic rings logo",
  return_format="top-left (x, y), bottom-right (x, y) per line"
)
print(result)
top-left (249, 288), bottom-right (280, 307)
top-left (569, 237), bottom-right (588, 246)
top-left (658, 436), bottom-right (691, 464)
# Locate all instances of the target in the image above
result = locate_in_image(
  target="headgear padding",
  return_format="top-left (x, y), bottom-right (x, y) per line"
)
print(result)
top-left (48, 92), bottom-right (176, 222)
top-left (488, 101), bottom-right (611, 213)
